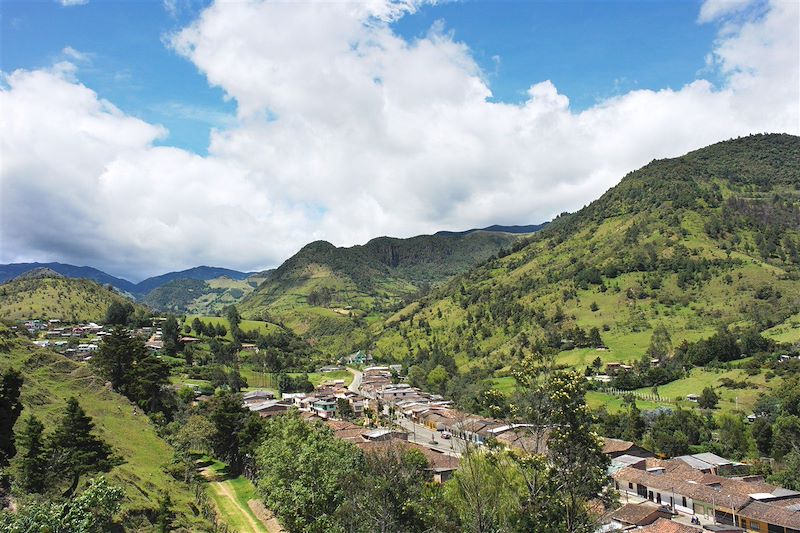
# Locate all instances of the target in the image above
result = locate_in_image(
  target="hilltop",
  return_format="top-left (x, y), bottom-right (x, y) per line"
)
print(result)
top-left (238, 230), bottom-right (525, 352)
top-left (134, 265), bottom-right (259, 295)
top-left (0, 262), bottom-right (138, 294)
top-left (372, 134), bottom-right (800, 399)
top-left (0, 275), bottom-right (142, 322)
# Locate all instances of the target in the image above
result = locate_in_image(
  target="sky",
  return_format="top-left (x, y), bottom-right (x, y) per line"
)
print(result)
top-left (1, 0), bottom-right (798, 281)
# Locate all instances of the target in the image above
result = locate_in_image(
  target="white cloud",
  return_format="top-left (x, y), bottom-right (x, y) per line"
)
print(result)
top-left (58, 0), bottom-right (89, 6)
top-left (61, 46), bottom-right (91, 63)
top-left (698, 0), bottom-right (758, 22)
top-left (2, 0), bottom-right (798, 280)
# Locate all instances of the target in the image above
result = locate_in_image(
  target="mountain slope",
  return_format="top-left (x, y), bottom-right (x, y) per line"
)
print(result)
top-left (0, 327), bottom-right (210, 529)
top-left (435, 223), bottom-right (547, 236)
top-left (134, 265), bottom-right (256, 295)
top-left (0, 262), bottom-right (137, 294)
top-left (142, 274), bottom-right (268, 314)
top-left (0, 274), bottom-right (140, 322)
top-left (372, 134), bottom-right (800, 370)
top-left (238, 230), bottom-right (525, 353)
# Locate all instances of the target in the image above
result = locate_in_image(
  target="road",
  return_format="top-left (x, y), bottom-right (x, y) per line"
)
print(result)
top-left (395, 417), bottom-right (465, 456)
top-left (347, 367), bottom-right (362, 393)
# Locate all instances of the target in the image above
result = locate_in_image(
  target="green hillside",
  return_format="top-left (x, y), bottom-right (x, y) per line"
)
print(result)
top-left (0, 328), bottom-right (210, 530)
top-left (371, 134), bottom-right (799, 405)
top-left (238, 231), bottom-right (523, 354)
top-left (0, 274), bottom-right (141, 322)
top-left (143, 275), bottom-right (264, 314)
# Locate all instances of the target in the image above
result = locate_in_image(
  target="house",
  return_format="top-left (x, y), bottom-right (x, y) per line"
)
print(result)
top-left (608, 502), bottom-right (674, 528)
top-left (675, 453), bottom-right (739, 475)
top-left (636, 518), bottom-right (702, 532)
top-left (311, 396), bottom-right (338, 418)
top-left (613, 457), bottom-right (800, 532)
top-left (602, 437), bottom-right (653, 459)
top-left (242, 390), bottom-right (276, 405)
top-left (687, 393), bottom-right (700, 402)
top-left (342, 350), bottom-right (373, 365)
top-left (318, 365), bottom-right (345, 373)
top-left (179, 336), bottom-right (200, 344)
top-left (362, 429), bottom-right (408, 442)
top-left (247, 400), bottom-right (292, 418)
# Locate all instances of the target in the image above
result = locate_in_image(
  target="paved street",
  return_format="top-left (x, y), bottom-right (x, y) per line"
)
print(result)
top-left (395, 417), bottom-right (465, 456)
top-left (346, 367), bottom-right (362, 393)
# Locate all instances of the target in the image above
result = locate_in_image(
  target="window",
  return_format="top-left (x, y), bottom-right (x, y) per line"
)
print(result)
top-left (628, 483), bottom-right (633, 489)
top-left (682, 496), bottom-right (687, 508)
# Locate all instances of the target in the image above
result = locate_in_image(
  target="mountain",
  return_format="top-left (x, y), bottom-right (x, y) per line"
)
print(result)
top-left (134, 265), bottom-right (256, 295)
top-left (0, 274), bottom-right (142, 322)
top-left (435, 223), bottom-right (548, 237)
top-left (0, 262), bottom-right (137, 293)
top-left (141, 273), bottom-right (268, 314)
top-left (371, 134), bottom-right (800, 373)
top-left (238, 230), bottom-right (525, 352)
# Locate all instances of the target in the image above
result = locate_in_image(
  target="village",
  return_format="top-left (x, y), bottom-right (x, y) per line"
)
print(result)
top-left (14, 316), bottom-right (800, 533)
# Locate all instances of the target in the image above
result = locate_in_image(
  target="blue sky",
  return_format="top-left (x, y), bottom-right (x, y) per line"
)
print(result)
top-left (1, 0), bottom-right (797, 278)
top-left (3, 0), bottom-right (717, 155)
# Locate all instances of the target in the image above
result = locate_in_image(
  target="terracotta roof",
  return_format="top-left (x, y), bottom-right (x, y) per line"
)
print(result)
top-left (609, 502), bottom-right (664, 525)
top-left (602, 437), bottom-right (635, 455)
top-left (637, 518), bottom-right (701, 533)
top-left (738, 499), bottom-right (800, 529)
top-left (355, 440), bottom-right (460, 471)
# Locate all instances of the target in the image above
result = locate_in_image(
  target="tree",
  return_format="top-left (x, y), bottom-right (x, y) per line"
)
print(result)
top-left (769, 450), bottom-right (800, 491)
top-left (156, 492), bottom-right (175, 533)
top-left (588, 327), bottom-right (603, 348)
top-left (0, 476), bottom-right (123, 533)
top-left (207, 391), bottom-right (250, 475)
top-left (16, 415), bottom-right (47, 493)
top-left (698, 386), bottom-right (719, 409)
top-left (91, 326), bottom-right (145, 393)
top-left (716, 414), bottom-right (749, 460)
top-left (426, 365), bottom-right (449, 394)
top-left (173, 414), bottom-right (215, 456)
top-left (0, 367), bottom-right (24, 466)
top-left (47, 398), bottom-right (117, 497)
top-left (751, 417), bottom-right (773, 456)
top-left (336, 398), bottom-right (354, 421)
top-left (162, 315), bottom-right (180, 356)
top-left (256, 411), bottom-right (361, 533)
top-left (104, 300), bottom-right (134, 326)
top-left (339, 444), bottom-right (448, 533)
top-left (771, 415), bottom-right (800, 459)
top-left (445, 448), bottom-right (523, 533)
top-left (646, 324), bottom-right (672, 360)
top-left (128, 355), bottom-right (173, 415)
top-left (191, 317), bottom-right (205, 337)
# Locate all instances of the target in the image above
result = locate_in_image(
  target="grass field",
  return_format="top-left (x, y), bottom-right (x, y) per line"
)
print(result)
top-left (1, 335), bottom-right (208, 529)
top-left (183, 315), bottom-right (283, 341)
top-left (203, 458), bottom-right (271, 533)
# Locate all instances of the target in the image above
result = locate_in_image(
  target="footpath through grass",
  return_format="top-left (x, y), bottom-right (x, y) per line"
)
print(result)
top-left (201, 458), bottom-right (272, 533)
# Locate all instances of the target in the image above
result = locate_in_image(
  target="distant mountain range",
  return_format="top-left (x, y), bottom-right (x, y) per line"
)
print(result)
top-left (0, 224), bottom-right (543, 309)
top-left (435, 223), bottom-right (547, 237)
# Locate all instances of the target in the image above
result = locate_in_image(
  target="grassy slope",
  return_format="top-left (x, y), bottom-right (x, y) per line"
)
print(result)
top-left (204, 459), bottom-right (270, 533)
top-left (0, 276), bottom-right (137, 322)
top-left (143, 276), bottom-right (260, 315)
top-left (0, 333), bottom-right (207, 530)
top-left (371, 134), bottom-right (800, 408)
top-left (238, 232), bottom-right (522, 355)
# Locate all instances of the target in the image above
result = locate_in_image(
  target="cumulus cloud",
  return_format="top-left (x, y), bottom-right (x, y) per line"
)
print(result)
top-left (2, 0), bottom-right (798, 280)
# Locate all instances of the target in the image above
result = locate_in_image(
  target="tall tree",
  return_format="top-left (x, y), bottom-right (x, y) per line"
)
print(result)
top-left (16, 415), bottom-right (47, 494)
top-left (128, 355), bottom-right (173, 415)
top-left (91, 326), bottom-right (145, 393)
top-left (162, 315), bottom-right (180, 356)
top-left (256, 411), bottom-right (361, 533)
top-left (104, 300), bottom-right (134, 326)
top-left (47, 398), bottom-right (116, 497)
top-left (207, 391), bottom-right (251, 476)
top-left (0, 367), bottom-right (24, 467)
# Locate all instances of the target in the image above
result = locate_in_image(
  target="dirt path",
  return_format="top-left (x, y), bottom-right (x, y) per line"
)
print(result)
top-left (201, 466), bottom-right (276, 533)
